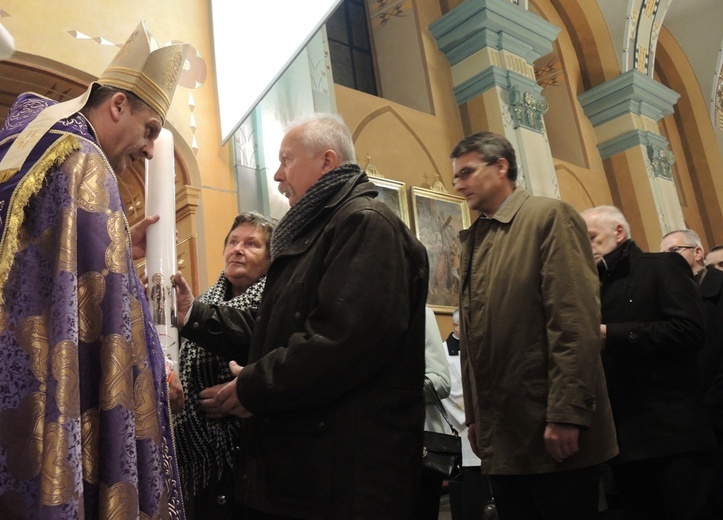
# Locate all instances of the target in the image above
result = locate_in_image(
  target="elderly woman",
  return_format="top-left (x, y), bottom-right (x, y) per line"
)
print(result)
top-left (173, 211), bottom-right (275, 520)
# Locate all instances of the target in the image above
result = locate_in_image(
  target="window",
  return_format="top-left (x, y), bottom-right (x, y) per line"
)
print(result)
top-left (327, 0), bottom-right (378, 96)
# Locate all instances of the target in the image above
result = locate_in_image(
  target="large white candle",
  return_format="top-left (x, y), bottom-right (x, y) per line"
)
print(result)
top-left (145, 128), bottom-right (179, 366)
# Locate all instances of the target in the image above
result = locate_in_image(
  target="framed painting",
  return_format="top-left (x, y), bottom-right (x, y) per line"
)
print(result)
top-left (369, 175), bottom-right (410, 227)
top-left (410, 186), bottom-right (471, 313)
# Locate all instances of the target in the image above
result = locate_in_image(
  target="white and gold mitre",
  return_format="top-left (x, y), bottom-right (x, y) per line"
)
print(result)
top-left (0, 21), bottom-right (189, 175)
top-left (99, 21), bottom-right (188, 121)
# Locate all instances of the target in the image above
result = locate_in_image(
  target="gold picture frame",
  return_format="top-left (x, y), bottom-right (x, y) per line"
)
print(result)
top-left (410, 186), bottom-right (471, 313)
top-left (369, 175), bottom-right (410, 227)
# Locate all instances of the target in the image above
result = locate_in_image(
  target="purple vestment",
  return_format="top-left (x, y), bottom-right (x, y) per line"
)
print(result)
top-left (0, 93), bottom-right (185, 519)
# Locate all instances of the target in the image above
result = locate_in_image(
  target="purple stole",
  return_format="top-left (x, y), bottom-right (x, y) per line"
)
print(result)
top-left (0, 93), bottom-right (185, 519)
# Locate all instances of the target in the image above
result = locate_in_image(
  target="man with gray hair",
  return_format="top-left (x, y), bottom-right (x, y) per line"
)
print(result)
top-left (582, 206), bottom-right (716, 518)
top-left (175, 113), bottom-right (430, 519)
top-left (660, 228), bottom-right (723, 516)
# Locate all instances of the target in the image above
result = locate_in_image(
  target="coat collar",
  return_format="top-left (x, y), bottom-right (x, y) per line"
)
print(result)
top-left (598, 239), bottom-right (637, 279)
top-left (272, 171), bottom-right (375, 259)
top-left (322, 170), bottom-right (375, 211)
top-left (487, 186), bottom-right (530, 224)
top-left (460, 187), bottom-right (530, 243)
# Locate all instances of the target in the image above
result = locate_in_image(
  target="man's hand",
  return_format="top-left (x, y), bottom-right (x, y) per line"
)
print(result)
top-left (544, 422), bottom-right (580, 462)
top-left (600, 324), bottom-right (607, 349)
top-left (467, 422), bottom-right (480, 458)
top-left (130, 214), bottom-right (160, 260)
top-left (198, 383), bottom-right (229, 420)
top-left (172, 271), bottom-right (194, 328)
top-left (214, 361), bottom-right (253, 418)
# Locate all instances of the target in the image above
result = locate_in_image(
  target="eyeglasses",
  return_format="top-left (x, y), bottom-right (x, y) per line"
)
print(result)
top-left (452, 159), bottom-right (497, 186)
top-left (665, 245), bottom-right (696, 253)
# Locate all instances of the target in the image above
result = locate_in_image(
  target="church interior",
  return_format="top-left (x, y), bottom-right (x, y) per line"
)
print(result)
top-left (0, 0), bottom-right (721, 332)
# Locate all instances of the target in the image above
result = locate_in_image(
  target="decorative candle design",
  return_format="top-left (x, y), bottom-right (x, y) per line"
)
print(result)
top-left (145, 128), bottom-right (179, 366)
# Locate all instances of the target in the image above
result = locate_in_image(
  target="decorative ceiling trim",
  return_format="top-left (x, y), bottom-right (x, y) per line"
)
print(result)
top-left (714, 40), bottom-right (723, 129)
top-left (624, 0), bottom-right (673, 77)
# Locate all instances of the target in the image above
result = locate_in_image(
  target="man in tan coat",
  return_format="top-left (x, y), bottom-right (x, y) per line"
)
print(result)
top-left (451, 131), bottom-right (618, 519)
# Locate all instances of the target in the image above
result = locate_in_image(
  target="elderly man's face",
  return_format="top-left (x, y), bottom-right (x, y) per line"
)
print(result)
top-left (274, 125), bottom-right (327, 206)
top-left (706, 249), bottom-right (723, 271)
top-left (583, 215), bottom-right (623, 264)
top-left (659, 232), bottom-right (701, 272)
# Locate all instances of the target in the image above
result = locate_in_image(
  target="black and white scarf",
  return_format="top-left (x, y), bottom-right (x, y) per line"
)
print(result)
top-left (173, 272), bottom-right (265, 496)
top-left (270, 164), bottom-right (360, 260)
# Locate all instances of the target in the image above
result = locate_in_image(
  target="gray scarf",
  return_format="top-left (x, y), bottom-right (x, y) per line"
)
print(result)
top-left (270, 164), bottom-right (360, 261)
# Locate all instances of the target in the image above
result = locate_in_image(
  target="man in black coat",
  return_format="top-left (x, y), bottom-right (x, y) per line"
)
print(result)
top-left (660, 229), bottom-right (723, 517)
top-left (582, 206), bottom-right (716, 519)
top-left (174, 113), bottom-right (429, 520)
top-left (706, 245), bottom-right (723, 271)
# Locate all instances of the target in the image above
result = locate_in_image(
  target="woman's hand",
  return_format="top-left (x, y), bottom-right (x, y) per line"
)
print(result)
top-left (167, 368), bottom-right (185, 413)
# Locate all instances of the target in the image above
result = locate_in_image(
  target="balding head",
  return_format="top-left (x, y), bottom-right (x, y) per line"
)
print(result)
top-left (580, 206), bottom-right (630, 264)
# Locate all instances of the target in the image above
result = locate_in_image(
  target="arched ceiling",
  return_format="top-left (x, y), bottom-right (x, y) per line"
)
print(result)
top-left (596, 0), bottom-right (723, 121)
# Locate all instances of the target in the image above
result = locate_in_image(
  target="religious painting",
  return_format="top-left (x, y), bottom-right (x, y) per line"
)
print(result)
top-left (410, 187), bottom-right (471, 313)
top-left (369, 176), bottom-right (410, 227)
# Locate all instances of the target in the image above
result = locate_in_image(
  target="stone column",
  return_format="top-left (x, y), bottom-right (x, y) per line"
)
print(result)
top-left (578, 70), bottom-right (683, 242)
top-left (430, 0), bottom-right (561, 198)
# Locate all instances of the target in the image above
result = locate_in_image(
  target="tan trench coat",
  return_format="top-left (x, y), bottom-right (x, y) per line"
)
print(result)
top-left (459, 188), bottom-right (618, 474)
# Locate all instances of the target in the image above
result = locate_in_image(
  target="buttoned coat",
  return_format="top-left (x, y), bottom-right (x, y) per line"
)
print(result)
top-left (182, 173), bottom-right (429, 519)
top-left (459, 188), bottom-right (618, 475)
top-left (699, 265), bottom-right (723, 431)
top-left (599, 240), bottom-right (716, 462)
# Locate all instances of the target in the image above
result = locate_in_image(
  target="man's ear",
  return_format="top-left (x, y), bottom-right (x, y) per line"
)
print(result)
top-left (321, 149), bottom-right (339, 174)
top-left (694, 246), bottom-right (705, 264)
top-left (614, 223), bottom-right (627, 244)
top-left (109, 92), bottom-right (126, 122)
top-left (495, 157), bottom-right (509, 179)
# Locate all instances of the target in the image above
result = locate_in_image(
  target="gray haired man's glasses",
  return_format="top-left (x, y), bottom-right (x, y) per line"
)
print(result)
top-left (665, 245), bottom-right (696, 253)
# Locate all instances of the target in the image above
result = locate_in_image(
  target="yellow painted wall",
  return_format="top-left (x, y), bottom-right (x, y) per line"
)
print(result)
top-left (337, 0), bottom-right (464, 193)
